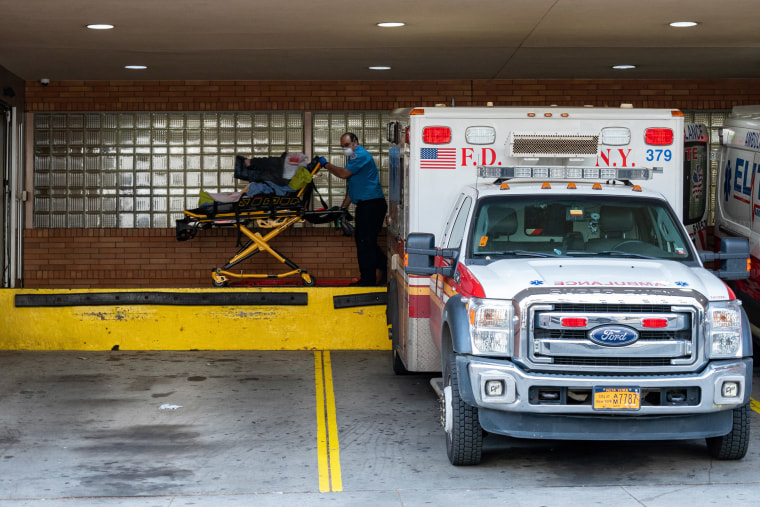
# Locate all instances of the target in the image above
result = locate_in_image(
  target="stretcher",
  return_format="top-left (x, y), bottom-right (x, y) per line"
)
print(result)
top-left (175, 156), bottom-right (350, 287)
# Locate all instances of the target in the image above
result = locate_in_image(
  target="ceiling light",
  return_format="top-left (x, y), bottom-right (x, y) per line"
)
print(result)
top-left (369, 66), bottom-right (391, 70)
top-left (86, 24), bottom-right (114, 30)
top-left (124, 65), bottom-right (147, 70)
top-left (669, 21), bottom-right (698, 28)
top-left (376, 22), bottom-right (405, 28)
top-left (612, 65), bottom-right (636, 70)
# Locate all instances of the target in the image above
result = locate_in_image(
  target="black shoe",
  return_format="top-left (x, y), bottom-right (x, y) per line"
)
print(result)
top-left (349, 280), bottom-right (375, 287)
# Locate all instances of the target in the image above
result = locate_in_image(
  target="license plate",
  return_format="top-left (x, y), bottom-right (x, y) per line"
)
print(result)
top-left (593, 386), bottom-right (640, 410)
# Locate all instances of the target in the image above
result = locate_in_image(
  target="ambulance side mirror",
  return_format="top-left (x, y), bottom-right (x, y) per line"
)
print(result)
top-left (699, 237), bottom-right (751, 280)
top-left (405, 233), bottom-right (457, 277)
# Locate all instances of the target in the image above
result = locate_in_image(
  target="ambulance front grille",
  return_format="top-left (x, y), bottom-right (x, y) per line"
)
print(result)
top-left (525, 302), bottom-right (701, 374)
top-left (510, 133), bottom-right (600, 157)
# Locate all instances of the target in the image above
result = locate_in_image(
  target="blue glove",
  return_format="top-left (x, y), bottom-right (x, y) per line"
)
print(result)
top-left (318, 156), bottom-right (328, 167)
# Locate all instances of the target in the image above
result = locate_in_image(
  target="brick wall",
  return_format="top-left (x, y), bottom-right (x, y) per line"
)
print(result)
top-left (25, 78), bottom-right (760, 112)
top-left (24, 226), bottom-right (364, 288)
top-left (22, 77), bottom-right (760, 288)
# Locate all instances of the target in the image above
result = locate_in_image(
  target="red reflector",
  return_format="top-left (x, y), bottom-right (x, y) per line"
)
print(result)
top-left (455, 264), bottom-right (485, 298)
top-left (423, 126), bottom-right (452, 144)
top-left (561, 318), bottom-right (587, 328)
top-left (642, 318), bottom-right (668, 328)
top-left (724, 281), bottom-right (737, 300)
top-left (644, 128), bottom-right (674, 145)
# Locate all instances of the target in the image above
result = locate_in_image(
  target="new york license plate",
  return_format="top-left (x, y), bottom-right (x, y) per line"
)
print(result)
top-left (593, 386), bottom-right (641, 410)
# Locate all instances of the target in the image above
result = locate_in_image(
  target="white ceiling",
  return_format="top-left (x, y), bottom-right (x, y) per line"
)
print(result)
top-left (1, 0), bottom-right (759, 82)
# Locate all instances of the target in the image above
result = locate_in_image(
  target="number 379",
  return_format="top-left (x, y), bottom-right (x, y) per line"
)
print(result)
top-left (646, 149), bottom-right (672, 161)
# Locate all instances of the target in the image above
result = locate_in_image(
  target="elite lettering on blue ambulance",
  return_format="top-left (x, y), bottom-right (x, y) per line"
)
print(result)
top-left (726, 157), bottom-right (759, 204)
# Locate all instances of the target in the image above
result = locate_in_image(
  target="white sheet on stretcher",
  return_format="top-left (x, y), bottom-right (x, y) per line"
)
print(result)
top-left (205, 191), bottom-right (243, 203)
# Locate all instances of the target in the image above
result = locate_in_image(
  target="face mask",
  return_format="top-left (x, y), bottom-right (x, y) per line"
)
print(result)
top-left (342, 147), bottom-right (354, 157)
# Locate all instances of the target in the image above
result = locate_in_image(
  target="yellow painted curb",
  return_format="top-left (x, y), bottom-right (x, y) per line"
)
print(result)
top-left (1, 288), bottom-right (389, 351)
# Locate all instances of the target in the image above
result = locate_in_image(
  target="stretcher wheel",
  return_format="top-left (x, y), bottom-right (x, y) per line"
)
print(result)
top-left (301, 274), bottom-right (316, 287)
top-left (212, 272), bottom-right (229, 288)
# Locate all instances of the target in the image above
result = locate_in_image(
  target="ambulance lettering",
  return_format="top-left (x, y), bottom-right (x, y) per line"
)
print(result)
top-left (596, 149), bottom-right (634, 167)
top-left (745, 131), bottom-right (760, 150)
top-left (685, 123), bottom-right (707, 142)
top-left (728, 157), bottom-right (758, 204)
top-left (555, 281), bottom-right (669, 287)
top-left (462, 147), bottom-right (501, 166)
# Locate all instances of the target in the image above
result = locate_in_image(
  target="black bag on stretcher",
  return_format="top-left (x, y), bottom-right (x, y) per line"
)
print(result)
top-left (234, 152), bottom-right (308, 187)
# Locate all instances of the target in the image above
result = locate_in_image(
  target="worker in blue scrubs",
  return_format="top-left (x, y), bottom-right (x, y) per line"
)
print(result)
top-left (320, 133), bottom-right (387, 286)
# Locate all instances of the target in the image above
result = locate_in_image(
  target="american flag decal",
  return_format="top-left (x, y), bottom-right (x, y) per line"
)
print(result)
top-left (420, 148), bottom-right (457, 169)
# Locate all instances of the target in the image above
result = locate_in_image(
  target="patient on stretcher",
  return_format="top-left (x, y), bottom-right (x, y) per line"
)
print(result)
top-left (199, 152), bottom-right (311, 206)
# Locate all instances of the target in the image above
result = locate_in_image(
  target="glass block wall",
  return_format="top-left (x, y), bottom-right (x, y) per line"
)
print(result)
top-left (33, 112), bottom-right (305, 228)
top-left (33, 111), bottom-right (390, 228)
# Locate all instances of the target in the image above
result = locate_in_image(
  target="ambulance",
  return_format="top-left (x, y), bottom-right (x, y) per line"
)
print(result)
top-left (683, 123), bottom-right (710, 249)
top-left (385, 106), bottom-right (752, 465)
top-left (714, 105), bottom-right (760, 328)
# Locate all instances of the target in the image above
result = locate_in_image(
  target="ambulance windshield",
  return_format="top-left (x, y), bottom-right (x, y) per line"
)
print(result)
top-left (469, 195), bottom-right (695, 262)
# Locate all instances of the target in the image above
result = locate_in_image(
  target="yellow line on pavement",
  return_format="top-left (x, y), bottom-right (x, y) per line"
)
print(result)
top-left (314, 351), bottom-right (343, 492)
top-left (751, 397), bottom-right (760, 414)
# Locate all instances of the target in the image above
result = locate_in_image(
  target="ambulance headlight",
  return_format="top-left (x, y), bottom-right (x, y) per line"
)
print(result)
top-left (467, 298), bottom-right (515, 356)
top-left (705, 300), bottom-right (744, 358)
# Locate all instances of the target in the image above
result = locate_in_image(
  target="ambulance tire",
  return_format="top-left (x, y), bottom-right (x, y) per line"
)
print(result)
top-left (706, 403), bottom-right (750, 460)
top-left (388, 280), bottom-right (408, 375)
top-left (444, 354), bottom-right (482, 466)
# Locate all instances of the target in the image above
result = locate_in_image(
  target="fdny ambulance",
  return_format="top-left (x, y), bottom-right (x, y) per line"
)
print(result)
top-left (714, 105), bottom-right (760, 328)
top-left (385, 106), bottom-right (752, 465)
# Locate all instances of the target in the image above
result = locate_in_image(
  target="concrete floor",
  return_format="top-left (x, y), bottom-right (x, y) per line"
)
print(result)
top-left (0, 350), bottom-right (758, 506)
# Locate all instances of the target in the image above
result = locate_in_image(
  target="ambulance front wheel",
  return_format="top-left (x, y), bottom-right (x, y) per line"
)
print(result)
top-left (444, 353), bottom-right (483, 466)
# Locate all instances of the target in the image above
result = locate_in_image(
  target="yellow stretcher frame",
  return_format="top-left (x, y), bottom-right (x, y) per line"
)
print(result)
top-left (176, 158), bottom-right (348, 287)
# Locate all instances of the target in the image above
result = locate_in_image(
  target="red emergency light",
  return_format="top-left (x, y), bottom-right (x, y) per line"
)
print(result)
top-left (644, 128), bottom-right (674, 145)
top-left (561, 317), bottom-right (587, 327)
top-left (642, 318), bottom-right (668, 328)
top-left (423, 126), bottom-right (452, 144)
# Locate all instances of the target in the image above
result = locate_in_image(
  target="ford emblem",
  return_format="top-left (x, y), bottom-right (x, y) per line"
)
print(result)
top-left (587, 325), bottom-right (639, 347)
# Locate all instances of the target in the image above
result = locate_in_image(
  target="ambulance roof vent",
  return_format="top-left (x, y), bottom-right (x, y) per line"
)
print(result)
top-left (509, 132), bottom-right (600, 157)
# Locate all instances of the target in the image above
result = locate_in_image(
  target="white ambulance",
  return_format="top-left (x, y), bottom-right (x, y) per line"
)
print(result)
top-left (385, 106), bottom-right (752, 465)
top-left (714, 105), bottom-right (760, 328)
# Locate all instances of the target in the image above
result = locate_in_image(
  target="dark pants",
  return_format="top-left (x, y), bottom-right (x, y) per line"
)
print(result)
top-left (354, 198), bottom-right (388, 284)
